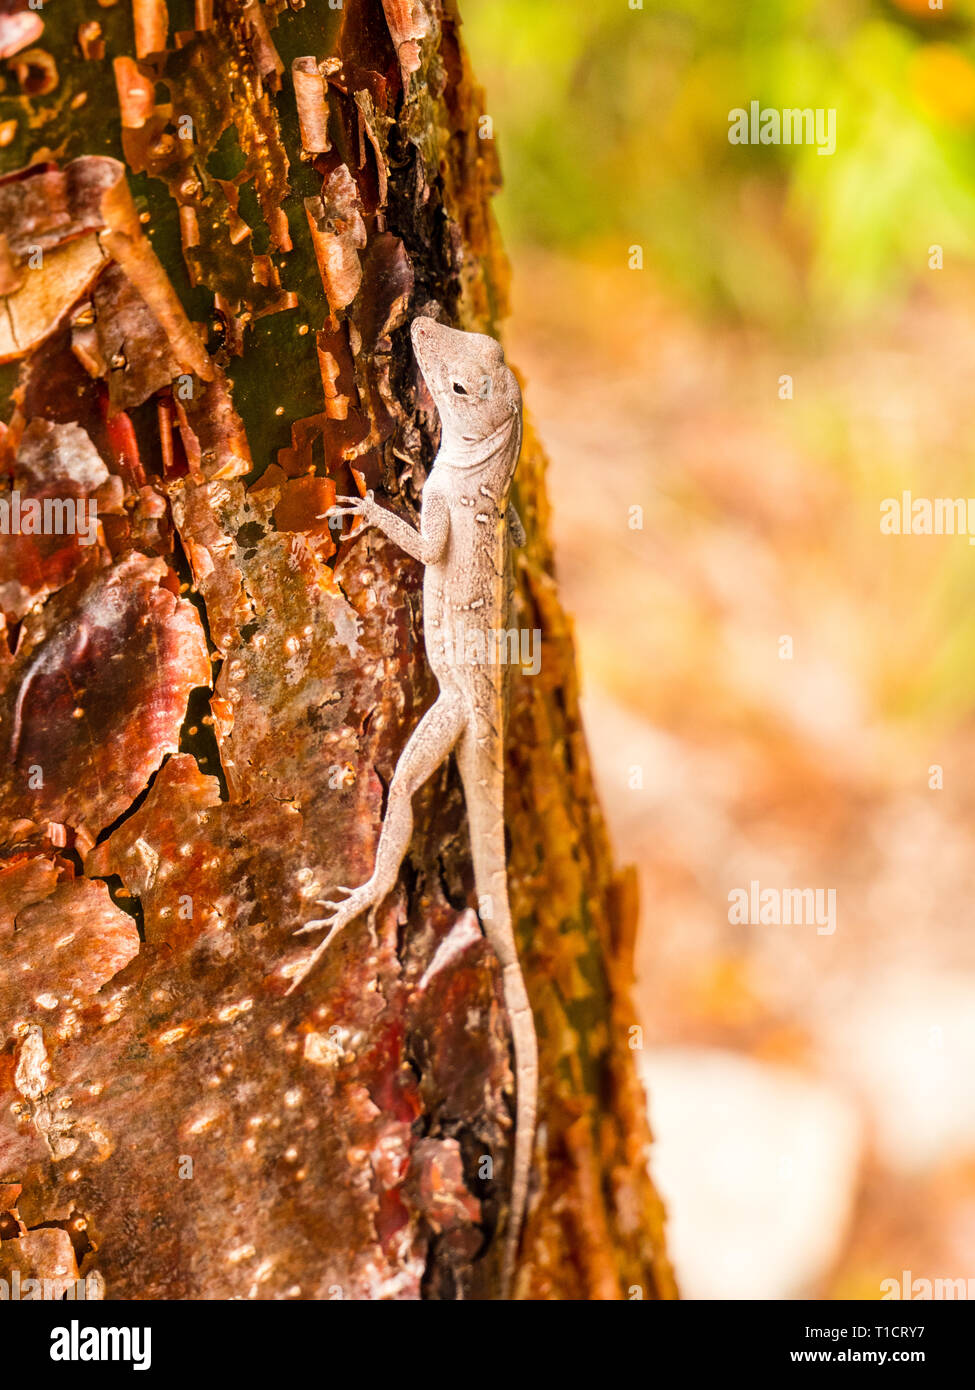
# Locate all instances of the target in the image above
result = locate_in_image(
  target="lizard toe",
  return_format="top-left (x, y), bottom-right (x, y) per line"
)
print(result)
top-left (293, 917), bottom-right (330, 936)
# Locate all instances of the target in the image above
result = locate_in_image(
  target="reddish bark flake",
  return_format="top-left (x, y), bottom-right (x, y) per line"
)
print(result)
top-left (92, 263), bottom-right (183, 413)
top-left (0, 877), bottom-right (140, 1039)
top-left (0, 553), bottom-right (210, 847)
top-left (0, 418), bottom-right (108, 621)
top-left (0, 854), bottom-right (60, 933)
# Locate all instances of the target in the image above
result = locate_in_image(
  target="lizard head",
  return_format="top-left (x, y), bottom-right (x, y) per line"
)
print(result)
top-left (411, 316), bottom-right (521, 472)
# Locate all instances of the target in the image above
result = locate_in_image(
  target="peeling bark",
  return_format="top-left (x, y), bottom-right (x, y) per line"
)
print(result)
top-left (0, 0), bottom-right (674, 1300)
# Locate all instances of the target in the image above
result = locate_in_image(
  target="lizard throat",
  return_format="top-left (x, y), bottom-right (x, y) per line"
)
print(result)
top-left (438, 412), bottom-right (519, 473)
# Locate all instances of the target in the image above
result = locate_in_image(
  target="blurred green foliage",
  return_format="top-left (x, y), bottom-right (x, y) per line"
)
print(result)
top-left (462, 0), bottom-right (975, 329)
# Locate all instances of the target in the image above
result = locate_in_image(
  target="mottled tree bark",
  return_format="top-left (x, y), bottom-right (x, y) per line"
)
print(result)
top-left (0, 0), bottom-right (674, 1300)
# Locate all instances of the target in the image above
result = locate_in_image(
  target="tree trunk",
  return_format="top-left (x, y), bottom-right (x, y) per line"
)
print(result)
top-left (0, 0), bottom-right (675, 1300)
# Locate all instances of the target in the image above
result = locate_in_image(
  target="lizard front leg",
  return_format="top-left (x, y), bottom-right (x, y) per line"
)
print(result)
top-left (325, 490), bottom-right (448, 565)
top-left (287, 687), bottom-right (469, 993)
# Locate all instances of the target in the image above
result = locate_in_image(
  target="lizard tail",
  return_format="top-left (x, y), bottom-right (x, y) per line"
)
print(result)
top-left (498, 954), bottom-right (538, 1298)
top-left (461, 767), bottom-right (537, 1299)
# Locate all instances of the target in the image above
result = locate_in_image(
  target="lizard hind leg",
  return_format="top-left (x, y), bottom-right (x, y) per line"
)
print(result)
top-left (288, 689), bottom-right (468, 989)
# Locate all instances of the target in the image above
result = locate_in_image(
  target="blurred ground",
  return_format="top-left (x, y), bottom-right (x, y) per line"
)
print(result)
top-left (500, 250), bottom-right (975, 1298)
top-left (462, 0), bottom-right (975, 1299)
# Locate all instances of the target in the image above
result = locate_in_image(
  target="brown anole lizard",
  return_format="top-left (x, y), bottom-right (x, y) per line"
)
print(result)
top-left (288, 316), bottom-right (537, 1299)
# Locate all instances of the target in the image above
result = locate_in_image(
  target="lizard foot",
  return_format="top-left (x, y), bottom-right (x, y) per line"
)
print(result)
top-left (292, 885), bottom-right (354, 934)
top-left (285, 883), bottom-right (377, 995)
top-left (319, 492), bottom-right (378, 527)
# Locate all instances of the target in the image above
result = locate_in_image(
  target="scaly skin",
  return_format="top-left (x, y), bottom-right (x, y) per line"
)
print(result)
top-left (288, 316), bottom-right (537, 1299)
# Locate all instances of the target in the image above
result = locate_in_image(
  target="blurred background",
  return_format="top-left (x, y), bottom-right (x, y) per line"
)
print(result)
top-left (463, 0), bottom-right (975, 1299)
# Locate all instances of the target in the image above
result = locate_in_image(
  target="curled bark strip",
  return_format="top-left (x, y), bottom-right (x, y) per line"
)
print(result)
top-left (304, 165), bottom-right (366, 315)
top-left (132, 0), bottom-right (168, 60)
top-left (113, 55), bottom-right (155, 129)
top-left (240, 0), bottom-right (284, 89)
top-left (380, 0), bottom-right (430, 79)
top-left (292, 57), bottom-right (330, 155)
top-left (178, 202), bottom-right (200, 251)
top-left (317, 340), bottom-right (348, 421)
top-left (78, 21), bottom-right (105, 62)
top-left (7, 45), bottom-right (58, 96)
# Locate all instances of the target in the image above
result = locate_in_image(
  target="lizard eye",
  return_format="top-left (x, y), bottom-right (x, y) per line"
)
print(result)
top-left (452, 381), bottom-right (469, 395)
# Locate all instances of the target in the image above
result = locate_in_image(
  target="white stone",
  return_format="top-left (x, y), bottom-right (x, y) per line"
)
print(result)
top-left (642, 1047), bottom-right (861, 1299)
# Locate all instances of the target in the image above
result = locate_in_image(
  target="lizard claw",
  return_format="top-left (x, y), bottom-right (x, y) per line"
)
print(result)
top-left (292, 918), bottom-right (328, 936)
